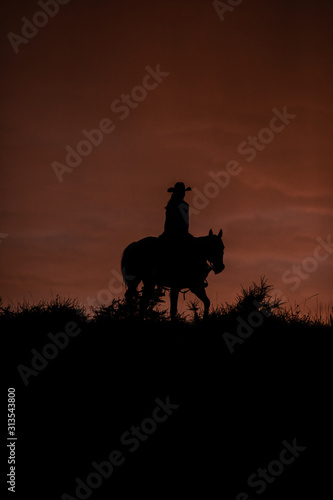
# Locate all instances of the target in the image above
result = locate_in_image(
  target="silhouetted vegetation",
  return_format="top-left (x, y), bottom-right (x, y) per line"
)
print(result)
top-left (1, 278), bottom-right (331, 331)
top-left (0, 295), bottom-right (86, 334)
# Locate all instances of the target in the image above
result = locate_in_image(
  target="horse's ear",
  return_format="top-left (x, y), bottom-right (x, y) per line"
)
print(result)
top-left (209, 229), bottom-right (213, 237)
top-left (218, 229), bottom-right (223, 238)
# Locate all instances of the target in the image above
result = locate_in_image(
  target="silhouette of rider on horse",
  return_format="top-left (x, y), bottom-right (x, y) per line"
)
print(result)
top-left (121, 181), bottom-right (225, 317)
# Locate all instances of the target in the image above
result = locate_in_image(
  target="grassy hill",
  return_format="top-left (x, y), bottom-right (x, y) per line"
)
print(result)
top-left (3, 279), bottom-right (332, 499)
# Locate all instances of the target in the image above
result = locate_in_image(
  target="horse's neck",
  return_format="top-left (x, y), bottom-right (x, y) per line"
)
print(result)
top-left (193, 236), bottom-right (209, 255)
top-left (195, 236), bottom-right (209, 245)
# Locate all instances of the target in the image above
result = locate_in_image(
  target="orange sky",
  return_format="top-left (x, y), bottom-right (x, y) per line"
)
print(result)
top-left (1, 0), bottom-right (332, 316)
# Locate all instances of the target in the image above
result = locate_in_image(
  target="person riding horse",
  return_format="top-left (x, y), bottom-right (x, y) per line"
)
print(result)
top-left (121, 182), bottom-right (225, 317)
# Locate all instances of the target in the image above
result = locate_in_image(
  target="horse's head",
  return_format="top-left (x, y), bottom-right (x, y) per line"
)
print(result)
top-left (207, 229), bottom-right (225, 274)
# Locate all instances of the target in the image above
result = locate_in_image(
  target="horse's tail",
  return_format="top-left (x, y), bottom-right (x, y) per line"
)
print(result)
top-left (121, 241), bottom-right (140, 287)
top-left (120, 248), bottom-right (127, 279)
top-left (121, 251), bottom-right (126, 283)
top-left (121, 243), bottom-right (132, 286)
top-left (121, 237), bottom-right (157, 288)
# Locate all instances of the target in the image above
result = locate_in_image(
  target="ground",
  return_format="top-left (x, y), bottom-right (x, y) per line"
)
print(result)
top-left (3, 281), bottom-right (332, 499)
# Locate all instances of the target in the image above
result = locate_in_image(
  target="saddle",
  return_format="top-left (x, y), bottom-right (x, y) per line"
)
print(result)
top-left (155, 232), bottom-right (209, 288)
top-left (158, 231), bottom-right (194, 259)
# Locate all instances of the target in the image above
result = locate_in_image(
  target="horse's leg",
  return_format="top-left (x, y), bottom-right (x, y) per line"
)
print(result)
top-left (125, 277), bottom-right (140, 307)
top-left (140, 280), bottom-right (154, 316)
top-left (170, 287), bottom-right (179, 320)
top-left (190, 286), bottom-right (210, 318)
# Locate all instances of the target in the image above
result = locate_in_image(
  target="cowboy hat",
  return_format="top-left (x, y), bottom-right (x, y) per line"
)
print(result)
top-left (167, 182), bottom-right (191, 193)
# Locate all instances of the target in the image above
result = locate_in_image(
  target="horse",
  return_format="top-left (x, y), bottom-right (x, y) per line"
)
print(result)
top-left (121, 229), bottom-right (225, 319)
